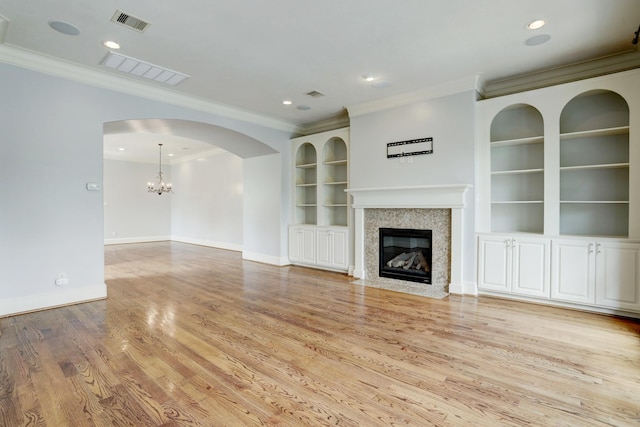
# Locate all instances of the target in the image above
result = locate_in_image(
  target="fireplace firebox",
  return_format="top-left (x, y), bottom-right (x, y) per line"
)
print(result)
top-left (379, 228), bottom-right (432, 284)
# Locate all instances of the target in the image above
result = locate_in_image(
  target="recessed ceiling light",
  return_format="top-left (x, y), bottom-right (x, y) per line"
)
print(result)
top-left (362, 74), bottom-right (376, 82)
top-left (527, 20), bottom-right (545, 30)
top-left (282, 99), bottom-right (293, 105)
top-left (168, 153), bottom-right (174, 157)
top-left (48, 20), bottom-right (80, 36)
top-left (118, 147), bottom-right (125, 151)
top-left (103, 40), bottom-right (121, 49)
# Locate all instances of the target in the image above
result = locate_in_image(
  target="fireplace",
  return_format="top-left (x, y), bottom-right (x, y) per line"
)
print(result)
top-left (379, 228), bottom-right (432, 284)
top-left (346, 184), bottom-right (471, 294)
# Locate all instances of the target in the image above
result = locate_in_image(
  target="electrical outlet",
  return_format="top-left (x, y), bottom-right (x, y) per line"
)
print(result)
top-left (55, 273), bottom-right (69, 286)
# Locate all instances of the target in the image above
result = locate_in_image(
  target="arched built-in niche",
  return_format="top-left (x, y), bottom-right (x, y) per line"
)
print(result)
top-left (489, 103), bottom-right (544, 233)
top-left (293, 142), bottom-right (318, 225)
top-left (322, 137), bottom-right (348, 226)
top-left (559, 90), bottom-right (630, 237)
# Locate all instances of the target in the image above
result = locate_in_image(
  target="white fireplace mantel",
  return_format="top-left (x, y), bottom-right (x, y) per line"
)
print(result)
top-left (346, 184), bottom-right (471, 294)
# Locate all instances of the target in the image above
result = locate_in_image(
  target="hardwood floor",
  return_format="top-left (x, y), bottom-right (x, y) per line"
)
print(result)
top-left (1, 241), bottom-right (639, 426)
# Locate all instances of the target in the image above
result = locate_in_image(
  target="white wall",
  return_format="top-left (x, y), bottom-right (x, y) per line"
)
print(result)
top-left (104, 159), bottom-right (172, 243)
top-left (171, 150), bottom-right (243, 250)
top-left (349, 90), bottom-right (477, 286)
top-left (0, 61), bottom-right (290, 317)
top-left (243, 153), bottom-right (287, 265)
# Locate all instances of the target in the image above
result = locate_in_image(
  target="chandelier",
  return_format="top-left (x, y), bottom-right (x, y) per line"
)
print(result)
top-left (147, 143), bottom-right (173, 195)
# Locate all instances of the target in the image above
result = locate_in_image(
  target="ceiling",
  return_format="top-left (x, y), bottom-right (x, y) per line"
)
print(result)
top-left (1, 1), bottom-right (639, 160)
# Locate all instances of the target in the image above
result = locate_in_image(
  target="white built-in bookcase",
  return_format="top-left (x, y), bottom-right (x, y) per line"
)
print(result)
top-left (289, 128), bottom-right (350, 272)
top-left (292, 129), bottom-right (349, 227)
top-left (478, 72), bottom-right (638, 239)
top-left (476, 69), bottom-right (640, 317)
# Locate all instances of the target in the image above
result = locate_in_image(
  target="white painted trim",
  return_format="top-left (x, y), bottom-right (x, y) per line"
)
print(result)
top-left (0, 284), bottom-right (107, 317)
top-left (347, 184), bottom-right (471, 209)
top-left (478, 291), bottom-right (639, 320)
top-left (104, 236), bottom-right (171, 245)
top-left (172, 237), bottom-right (242, 252)
top-left (347, 75), bottom-right (478, 118)
top-left (348, 184), bottom-right (472, 295)
top-left (0, 45), bottom-right (299, 134)
top-left (451, 281), bottom-right (478, 296)
top-left (242, 251), bottom-right (290, 266)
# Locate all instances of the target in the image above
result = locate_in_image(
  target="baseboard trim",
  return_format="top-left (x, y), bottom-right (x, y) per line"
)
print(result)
top-left (242, 251), bottom-right (290, 266)
top-left (172, 237), bottom-right (242, 252)
top-left (0, 283), bottom-right (107, 318)
top-left (104, 236), bottom-right (171, 245)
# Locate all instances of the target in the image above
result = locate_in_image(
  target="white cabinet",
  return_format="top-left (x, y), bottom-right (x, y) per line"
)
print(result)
top-left (316, 227), bottom-right (348, 271)
top-left (478, 235), bottom-right (550, 298)
top-left (552, 239), bottom-right (640, 310)
top-left (551, 239), bottom-right (595, 304)
top-left (595, 241), bottom-right (640, 311)
top-left (289, 226), bottom-right (316, 265)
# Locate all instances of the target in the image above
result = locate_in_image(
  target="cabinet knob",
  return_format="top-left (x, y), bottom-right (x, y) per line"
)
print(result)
top-left (596, 243), bottom-right (601, 254)
top-left (588, 243), bottom-right (594, 254)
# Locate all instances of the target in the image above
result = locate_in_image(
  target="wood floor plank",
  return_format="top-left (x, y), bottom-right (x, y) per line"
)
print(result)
top-left (1, 241), bottom-right (639, 426)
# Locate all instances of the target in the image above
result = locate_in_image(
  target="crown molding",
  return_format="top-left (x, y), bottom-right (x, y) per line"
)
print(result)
top-left (294, 113), bottom-right (350, 136)
top-left (482, 48), bottom-right (640, 98)
top-left (0, 44), bottom-right (299, 134)
top-left (347, 74), bottom-right (479, 118)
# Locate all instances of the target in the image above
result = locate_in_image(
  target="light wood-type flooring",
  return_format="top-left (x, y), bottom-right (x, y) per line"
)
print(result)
top-left (1, 241), bottom-right (639, 426)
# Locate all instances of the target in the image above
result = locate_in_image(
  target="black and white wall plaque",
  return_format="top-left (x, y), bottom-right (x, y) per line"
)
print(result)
top-left (386, 137), bottom-right (433, 158)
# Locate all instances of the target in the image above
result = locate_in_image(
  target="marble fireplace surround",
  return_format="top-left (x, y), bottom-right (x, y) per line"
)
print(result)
top-left (346, 185), bottom-right (471, 295)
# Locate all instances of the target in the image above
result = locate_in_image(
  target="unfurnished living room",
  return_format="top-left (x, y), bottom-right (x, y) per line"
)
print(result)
top-left (1, 1), bottom-right (640, 426)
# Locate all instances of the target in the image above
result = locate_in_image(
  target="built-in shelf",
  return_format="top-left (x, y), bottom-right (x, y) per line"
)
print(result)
top-left (296, 183), bottom-right (318, 187)
top-left (492, 201), bottom-right (544, 204)
top-left (324, 181), bottom-right (347, 185)
top-left (297, 163), bottom-right (317, 169)
top-left (490, 135), bottom-right (544, 147)
top-left (559, 126), bottom-right (629, 140)
top-left (560, 163), bottom-right (629, 171)
top-left (492, 168), bottom-right (544, 175)
top-left (323, 159), bottom-right (347, 166)
top-left (560, 200), bottom-right (629, 204)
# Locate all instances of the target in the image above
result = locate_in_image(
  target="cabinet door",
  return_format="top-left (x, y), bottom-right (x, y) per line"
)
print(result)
top-left (289, 227), bottom-right (316, 264)
top-left (595, 242), bottom-right (640, 312)
top-left (316, 227), bottom-right (348, 270)
top-left (512, 237), bottom-right (550, 298)
top-left (316, 228), bottom-right (331, 266)
top-left (478, 236), bottom-right (510, 292)
top-left (551, 240), bottom-right (595, 304)
top-left (330, 227), bottom-right (348, 270)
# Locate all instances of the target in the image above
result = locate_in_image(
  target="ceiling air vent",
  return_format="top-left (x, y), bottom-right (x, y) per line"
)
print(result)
top-left (306, 90), bottom-right (325, 98)
top-left (100, 51), bottom-right (190, 86)
top-left (111, 10), bottom-right (150, 32)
